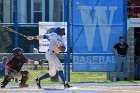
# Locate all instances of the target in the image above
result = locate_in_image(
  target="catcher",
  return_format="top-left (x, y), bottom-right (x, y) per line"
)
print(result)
top-left (1, 48), bottom-right (29, 88)
top-left (27, 27), bottom-right (71, 88)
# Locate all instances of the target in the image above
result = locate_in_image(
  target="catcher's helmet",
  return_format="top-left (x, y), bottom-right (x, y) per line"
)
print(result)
top-left (12, 47), bottom-right (23, 59)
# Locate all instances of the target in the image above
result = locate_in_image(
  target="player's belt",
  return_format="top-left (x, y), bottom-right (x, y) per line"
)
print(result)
top-left (48, 49), bottom-right (55, 53)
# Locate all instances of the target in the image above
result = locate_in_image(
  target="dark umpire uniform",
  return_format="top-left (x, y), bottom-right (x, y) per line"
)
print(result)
top-left (1, 48), bottom-right (29, 88)
top-left (113, 36), bottom-right (129, 80)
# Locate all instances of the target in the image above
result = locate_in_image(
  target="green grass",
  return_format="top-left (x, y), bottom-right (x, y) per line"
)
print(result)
top-left (0, 70), bottom-right (109, 84)
top-left (28, 70), bottom-right (110, 84)
top-left (70, 72), bottom-right (110, 83)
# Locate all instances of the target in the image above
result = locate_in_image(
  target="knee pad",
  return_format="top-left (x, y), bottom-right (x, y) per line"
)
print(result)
top-left (7, 70), bottom-right (15, 79)
top-left (21, 70), bottom-right (29, 77)
top-left (49, 68), bottom-right (57, 77)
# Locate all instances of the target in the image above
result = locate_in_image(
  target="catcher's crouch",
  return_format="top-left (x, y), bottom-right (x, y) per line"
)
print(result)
top-left (1, 48), bottom-right (29, 88)
top-left (27, 27), bottom-right (71, 88)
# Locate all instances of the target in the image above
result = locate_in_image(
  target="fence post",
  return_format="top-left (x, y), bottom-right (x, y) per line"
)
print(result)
top-left (66, 0), bottom-right (71, 82)
top-left (64, 0), bottom-right (67, 82)
top-left (14, 0), bottom-right (18, 48)
top-left (14, 0), bottom-right (18, 83)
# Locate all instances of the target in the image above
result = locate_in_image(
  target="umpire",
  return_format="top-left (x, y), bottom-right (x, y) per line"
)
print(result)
top-left (112, 36), bottom-right (129, 81)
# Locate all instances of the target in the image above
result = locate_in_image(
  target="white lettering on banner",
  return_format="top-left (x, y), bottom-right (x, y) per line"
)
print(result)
top-left (78, 6), bottom-right (117, 51)
top-left (86, 56), bottom-right (92, 63)
top-left (92, 56), bottom-right (98, 63)
top-left (73, 56), bottom-right (115, 64)
top-left (99, 56), bottom-right (104, 64)
top-left (80, 56), bottom-right (86, 63)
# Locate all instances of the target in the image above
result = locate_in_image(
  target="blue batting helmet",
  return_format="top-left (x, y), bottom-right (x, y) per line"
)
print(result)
top-left (54, 27), bottom-right (61, 35)
top-left (54, 27), bottom-right (65, 35)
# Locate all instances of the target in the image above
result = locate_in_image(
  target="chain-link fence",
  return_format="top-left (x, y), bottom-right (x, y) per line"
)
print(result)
top-left (0, 0), bottom-right (139, 88)
top-left (0, 0), bottom-right (110, 85)
top-left (0, 0), bottom-right (67, 85)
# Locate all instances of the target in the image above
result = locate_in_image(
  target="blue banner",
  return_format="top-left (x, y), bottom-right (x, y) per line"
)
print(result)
top-left (72, 0), bottom-right (126, 72)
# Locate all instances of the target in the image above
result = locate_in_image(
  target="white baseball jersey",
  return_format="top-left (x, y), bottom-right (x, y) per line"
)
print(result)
top-left (48, 33), bottom-right (65, 53)
top-left (40, 32), bottom-right (65, 53)
top-left (41, 32), bottom-right (65, 76)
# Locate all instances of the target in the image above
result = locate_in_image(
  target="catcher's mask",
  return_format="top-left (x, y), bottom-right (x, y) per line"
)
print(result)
top-left (12, 47), bottom-right (24, 59)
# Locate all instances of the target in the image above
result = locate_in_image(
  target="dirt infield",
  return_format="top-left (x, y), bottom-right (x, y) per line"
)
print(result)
top-left (0, 84), bottom-right (140, 93)
top-left (79, 86), bottom-right (140, 93)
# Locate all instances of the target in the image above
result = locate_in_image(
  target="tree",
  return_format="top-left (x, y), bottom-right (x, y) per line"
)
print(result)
top-left (0, 26), bottom-right (12, 52)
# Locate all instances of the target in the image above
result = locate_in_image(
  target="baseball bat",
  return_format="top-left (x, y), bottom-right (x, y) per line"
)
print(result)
top-left (0, 25), bottom-right (27, 38)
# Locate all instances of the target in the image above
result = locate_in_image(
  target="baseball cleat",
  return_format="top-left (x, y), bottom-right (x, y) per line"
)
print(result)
top-left (35, 78), bottom-right (41, 88)
top-left (19, 84), bottom-right (29, 88)
top-left (1, 85), bottom-right (5, 88)
top-left (1, 82), bottom-right (6, 88)
top-left (64, 83), bottom-right (72, 88)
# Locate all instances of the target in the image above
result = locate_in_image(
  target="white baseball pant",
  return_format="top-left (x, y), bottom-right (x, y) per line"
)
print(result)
top-left (45, 50), bottom-right (63, 77)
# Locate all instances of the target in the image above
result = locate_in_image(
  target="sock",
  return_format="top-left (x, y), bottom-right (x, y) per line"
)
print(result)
top-left (58, 71), bottom-right (66, 84)
top-left (38, 73), bottom-right (50, 81)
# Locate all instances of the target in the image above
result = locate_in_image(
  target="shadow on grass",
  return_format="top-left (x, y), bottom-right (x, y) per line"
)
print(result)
top-left (71, 81), bottom-right (111, 84)
top-left (71, 80), bottom-right (140, 84)
top-left (43, 88), bottom-right (64, 91)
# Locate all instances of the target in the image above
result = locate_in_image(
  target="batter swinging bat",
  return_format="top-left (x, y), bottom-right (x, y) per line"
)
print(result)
top-left (0, 25), bottom-right (27, 38)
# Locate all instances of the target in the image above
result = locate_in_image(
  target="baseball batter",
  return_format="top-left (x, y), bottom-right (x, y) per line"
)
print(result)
top-left (27, 27), bottom-right (71, 88)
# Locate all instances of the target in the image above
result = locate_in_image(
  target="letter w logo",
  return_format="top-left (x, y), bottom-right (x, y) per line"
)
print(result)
top-left (78, 6), bottom-right (117, 51)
